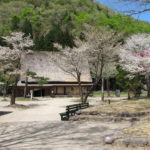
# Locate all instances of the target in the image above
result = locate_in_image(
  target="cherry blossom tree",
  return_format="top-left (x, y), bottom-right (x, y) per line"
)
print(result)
top-left (0, 32), bottom-right (33, 105)
top-left (51, 43), bottom-right (87, 102)
top-left (51, 27), bottom-right (121, 102)
top-left (84, 27), bottom-right (121, 101)
top-left (119, 33), bottom-right (150, 97)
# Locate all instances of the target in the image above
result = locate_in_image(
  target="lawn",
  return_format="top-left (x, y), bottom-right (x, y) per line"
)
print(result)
top-left (16, 97), bottom-right (38, 101)
top-left (84, 99), bottom-right (150, 113)
top-left (93, 90), bottom-right (147, 97)
top-left (0, 96), bottom-right (38, 101)
top-left (82, 98), bottom-right (150, 139)
top-left (124, 118), bottom-right (150, 138)
top-left (93, 91), bottom-right (128, 97)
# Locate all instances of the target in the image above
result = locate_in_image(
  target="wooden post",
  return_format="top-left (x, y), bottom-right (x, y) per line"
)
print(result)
top-left (106, 78), bottom-right (110, 97)
top-left (101, 77), bottom-right (104, 101)
top-left (30, 90), bottom-right (33, 100)
top-left (24, 76), bottom-right (28, 98)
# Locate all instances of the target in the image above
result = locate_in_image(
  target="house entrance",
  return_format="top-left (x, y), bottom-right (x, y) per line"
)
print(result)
top-left (33, 89), bottom-right (45, 97)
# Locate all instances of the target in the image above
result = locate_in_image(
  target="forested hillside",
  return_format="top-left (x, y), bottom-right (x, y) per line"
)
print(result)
top-left (0, 0), bottom-right (150, 50)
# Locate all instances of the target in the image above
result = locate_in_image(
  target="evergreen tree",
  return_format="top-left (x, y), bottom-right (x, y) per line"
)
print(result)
top-left (22, 19), bottom-right (33, 38)
top-left (11, 15), bottom-right (20, 31)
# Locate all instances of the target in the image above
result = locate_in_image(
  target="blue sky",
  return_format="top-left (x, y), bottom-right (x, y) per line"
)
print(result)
top-left (97, 0), bottom-right (150, 22)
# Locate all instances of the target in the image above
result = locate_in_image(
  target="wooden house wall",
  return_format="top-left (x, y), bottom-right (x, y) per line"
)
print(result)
top-left (15, 85), bottom-right (90, 97)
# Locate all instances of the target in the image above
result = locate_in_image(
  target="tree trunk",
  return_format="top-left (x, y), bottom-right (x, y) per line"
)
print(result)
top-left (128, 89), bottom-right (131, 100)
top-left (84, 60), bottom-right (104, 102)
top-left (77, 74), bottom-right (84, 102)
top-left (101, 77), bottom-right (104, 101)
top-left (146, 76), bottom-right (150, 97)
top-left (84, 79), bottom-right (100, 102)
top-left (10, 87), bottom-right (16, 105)
top-left (10, 75), bottom-right (19, 105)
top-left (24, 76), bottom-right (28, 98)
top-left (106, 78), bottom-right (110, 97)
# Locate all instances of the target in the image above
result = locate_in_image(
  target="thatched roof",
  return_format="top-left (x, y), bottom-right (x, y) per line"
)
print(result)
top-left (21, 51), bottom-right (92, 83)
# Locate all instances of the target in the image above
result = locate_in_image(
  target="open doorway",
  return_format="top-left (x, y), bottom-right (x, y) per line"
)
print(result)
top-left (33, 89), bottom-right (45, 97)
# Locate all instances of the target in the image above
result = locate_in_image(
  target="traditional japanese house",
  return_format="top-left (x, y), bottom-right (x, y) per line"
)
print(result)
top-left (16, 51), bottom-right (93, 97)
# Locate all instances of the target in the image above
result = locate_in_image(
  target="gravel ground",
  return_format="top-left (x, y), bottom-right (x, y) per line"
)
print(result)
top-left (0, 121), bottom-right (131, 150)
top-left (0, 97), bottom-right (147, 150)
top-left (0, 97), bottom-right (77, 122)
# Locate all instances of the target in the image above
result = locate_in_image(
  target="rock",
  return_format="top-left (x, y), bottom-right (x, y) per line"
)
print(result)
top-left (121, 112), bottom-right (131, 117)
top-left (129, 138), bottom-right (148, 147)
top-left (115, 138), bottom-right (148, 147)
top-left (101, 117), bottom-right (113, 122)
top-left (147, 140), bottom-right (150, 146)
top-left (130, 117), bottom-right (140, 122)
top-left (115, 138), bottom-right (130, 146)
top-left (104, 136), bottom-right (114, 144)
top-left (114, 117), bottom-right (123, 122)
top-left (90, 111), bottom-right (99, 115)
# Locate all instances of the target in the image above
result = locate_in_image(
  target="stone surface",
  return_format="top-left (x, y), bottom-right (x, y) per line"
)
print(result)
top-left (147, 140), bottom-right (150, 146)
top-left (104, 136), bottom-right (115, 144)
top-left (129, 138), bottom-right (148, 147)
top-left (115, 138), bottom-right (149, 147)
top-left (115, 138), bottom-right (130, 146)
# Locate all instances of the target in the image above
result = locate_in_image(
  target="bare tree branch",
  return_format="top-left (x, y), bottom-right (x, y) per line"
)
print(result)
top-left (119, 0), bottom-right (150, 14)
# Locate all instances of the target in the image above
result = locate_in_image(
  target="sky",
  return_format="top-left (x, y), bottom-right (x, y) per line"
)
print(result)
top-left (97, 0), bottom-right (150, 23)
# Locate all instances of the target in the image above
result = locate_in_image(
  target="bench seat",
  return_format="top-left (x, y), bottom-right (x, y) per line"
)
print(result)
top-left (60, 103), bottom-right (89, 121)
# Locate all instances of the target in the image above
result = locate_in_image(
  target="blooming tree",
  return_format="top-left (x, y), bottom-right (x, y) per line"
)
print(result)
top-left (84, 27), bottom-right (120, 101)
top-left (0, 32), bottom-right (33, 104)
top-left (51, 43), bottom-right (87, 102)
top-left (119, 33), bottom-right (150, 97)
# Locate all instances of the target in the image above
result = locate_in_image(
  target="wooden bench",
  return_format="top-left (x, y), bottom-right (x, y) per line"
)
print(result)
top-left (60, 103), bottom-right (89, 121)
top-left (79, 103), bottom-right (89, 109)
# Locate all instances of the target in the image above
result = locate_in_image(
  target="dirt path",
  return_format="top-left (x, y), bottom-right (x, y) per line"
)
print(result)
top-left (0, 97), bottom-right (77, 122)
top-left (0, 97), bottom-right (147, 150)
top-left (0, 121), bottom-right (132, 150)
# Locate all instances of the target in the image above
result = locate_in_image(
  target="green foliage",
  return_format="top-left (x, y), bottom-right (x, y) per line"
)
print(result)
top-left (0, 0), bottom-right (150, 50)
top-left (0, 24), bottom-right (10, 35)
top-left (0, 72), bottom-right (15, 84)
top-left (11, 15), bottom-right (20, 31)
top-left (35, 76), bottom-right (49, 85)
top-left (0, 37), bottom-right (7, 46)
top-left (99, 14), bottom-right (150, 35)
top-left (26, 71), bottom-right (49, 85)
top-left (21, 19), bottom-right (33, 38)
top-left (0, 71), bottom-right (16, 96)
top-left (26, 71), bottom-right (37, 78)
top-left (116, 67), bottom-right (143, 97)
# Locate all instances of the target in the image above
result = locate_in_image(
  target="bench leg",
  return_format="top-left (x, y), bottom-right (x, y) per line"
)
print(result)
top-left (60, 114), bottom-right (69, 121)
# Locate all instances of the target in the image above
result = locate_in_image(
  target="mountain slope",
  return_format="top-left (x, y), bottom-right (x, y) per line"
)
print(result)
top-left (0, 0), bottom-right (150, 50)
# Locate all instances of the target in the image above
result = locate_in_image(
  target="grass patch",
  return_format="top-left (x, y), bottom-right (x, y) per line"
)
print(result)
top-left (93, 90), bottom-right (147, 97)
top-left (124, 118), bottom-right (150, 138)
top-left (16, 97), bottom-right (38, 101)
top-left (84, 99), bottom-right (150, 113)
top-left (93, 91), bottom-right (128, 97)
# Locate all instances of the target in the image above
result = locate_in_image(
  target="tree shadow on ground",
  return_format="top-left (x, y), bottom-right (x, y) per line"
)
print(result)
top-left (0, 111), bottom-right (12, 116)
top-left (0, 121), bottom-right (129, 150)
